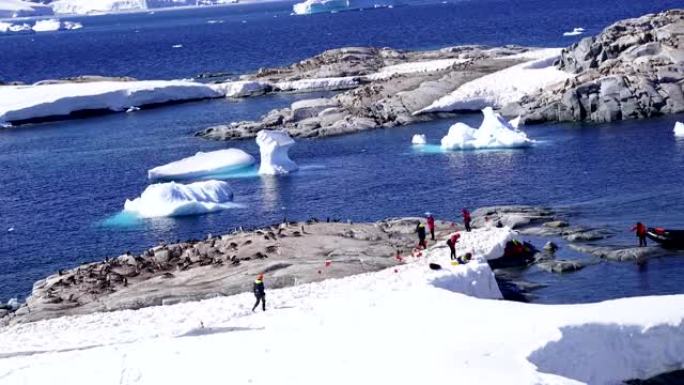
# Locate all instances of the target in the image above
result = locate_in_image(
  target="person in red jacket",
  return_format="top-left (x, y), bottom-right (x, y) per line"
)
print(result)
top-left (426, 213), bottom-right (435, 241)
top-left (462, 208), bottom-right (472, 232)
top-left (631, 222), bottom-right (647, 247)
top-left (446, 233), bottom-right (460, 260)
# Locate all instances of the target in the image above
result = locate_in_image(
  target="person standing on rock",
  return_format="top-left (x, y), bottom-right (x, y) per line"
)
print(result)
top-left (252, 273), bottom-right (266, 312)
top-left (631, 222), bottom-right (648, 247)
top-left (462, 208), bottom-right (472, 232)
top-left (416, 223), bottom-right (427, 249)
top-left (446, 233), bottom-right (461, 260)
top-left (426, 213), bottom-right (436, 241)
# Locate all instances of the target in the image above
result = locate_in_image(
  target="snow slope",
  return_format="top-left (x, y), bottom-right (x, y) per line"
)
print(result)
top-left (417, 48), bottom-right (570, 113)
top-left (675, 121), bottom-right (684, 137)
top-left (0, 0), bottom-right (52, 18)
top-left (148, 149), bottom-right (255, 181)
top-left (0, 226), bottom-right (682, 385)
top-left (0, 80), bottom-right (223, 125)
top-left (367, 58), bottom-right (469, 80)
top-left (441, 107), bottom-right (533, 150)
top-left (123, 180), bottom-right (238, 218)
top-left (256, 130), bottom-right (298, 175)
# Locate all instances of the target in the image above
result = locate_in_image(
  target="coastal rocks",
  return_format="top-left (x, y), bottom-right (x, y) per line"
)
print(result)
top-left (470, 206), bottom-right (555, 229)
top-left (567, 244), bottom-right (674, 262)
top-left (537, 259), bottom-right (586, 273)
top-left (505, 10), bottom-right (684, 124)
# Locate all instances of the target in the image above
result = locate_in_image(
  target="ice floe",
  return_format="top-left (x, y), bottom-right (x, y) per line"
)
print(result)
top-left (440, 107), bottom-right (533, 150)
top-left (1, 226), bottom-right (682, 384)
top-left (256, 130), bottom-right (298, 175)
top-left (563, 27), bottom-right (585, 36)
top-left (417, 48), bottom-right (570, 113)
top-left (411, 134), bottom-right (427, 145)
top-left (123, 180), bottom-right (237, 218)
top-left (148, 149), bottom-right (256, 181)
top-left (674, 121), bottom-right (684, 137)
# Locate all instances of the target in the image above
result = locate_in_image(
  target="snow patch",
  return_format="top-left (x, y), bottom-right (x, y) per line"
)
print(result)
top-left (148, 149), bottom-right (256, 181)
top-left (0, 0), bottom-right (52, 18)
top-left (411, 134), bottom-right (427, 145)
top-left (441, 107), bottom-right (533, 150)
top-left (367, 58), bottom-right (468, 80)
top-left (417, 48), bottom-right (570, 113)
top-left (256, 130), bottom-right (298, 175)
top-left (123, 180), bottom-right (238, 218)
top-left (674, 121), bottom-right (684, 137)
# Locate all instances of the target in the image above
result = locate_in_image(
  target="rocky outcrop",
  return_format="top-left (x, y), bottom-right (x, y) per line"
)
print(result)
top-left (198, 46), bottom-right (531, 140)
top-left (504, 9), bottom-right (684, 124)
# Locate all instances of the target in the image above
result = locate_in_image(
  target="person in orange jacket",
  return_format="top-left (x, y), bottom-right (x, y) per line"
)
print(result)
top-left (631, 222), bottom-right (647, 247)
top-left (462, 208), bottom-right (472, 232)
top-left (426, 213), bottom-right (435, 241)
top-left (446, 233), bottom-right (461, 260)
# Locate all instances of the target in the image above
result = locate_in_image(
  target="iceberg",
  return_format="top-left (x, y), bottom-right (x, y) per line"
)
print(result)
top-left (256, 130), bottom-right (298, 175)
top-left (7, 22), bottom-right (31, 32)
top-left (0, 0), bottom-right (53, 18)
top-left (50, 0), bottom-right (147, 15)
top-left (416, 48), bottom-right (570, 113)
top-left (411, 134), bottom-right (426, 145)
top-left (293, 0), bottom-right (394, 15)
top-left (63, 21), bottom-right (83, 30)
top-left (0, 80), bottom-right (223, 125)
top-left (123, 180), bottom-right (237, 218)
top-left (440, 107), bottom-right (533, 150)
top-left (148, 148), bottom-right (255, 181)
top-left (31, 19), bottom-right (62, 32)
top-left (675, 121), bottom-right (684, 137)
top-left (563, 27), bottom-right (585, 36)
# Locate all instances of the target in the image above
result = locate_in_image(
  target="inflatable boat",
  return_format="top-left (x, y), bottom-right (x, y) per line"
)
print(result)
top-left (646, 227), bottom-right (684, 249)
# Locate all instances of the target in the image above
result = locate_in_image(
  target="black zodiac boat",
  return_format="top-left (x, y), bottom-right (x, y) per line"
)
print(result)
top-left (646, 227), bottom-right (684, 249)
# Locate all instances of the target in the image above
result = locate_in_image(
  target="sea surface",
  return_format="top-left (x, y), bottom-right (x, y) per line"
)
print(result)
top-left (1, 0), bottom-right (683, 303)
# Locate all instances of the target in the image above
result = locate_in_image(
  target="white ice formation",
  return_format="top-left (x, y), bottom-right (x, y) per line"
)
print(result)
top-left (440, 107), bottom-right (533, 150)
top-left (148, 149), bottom-right (255, 181)
top-left (674, 121), bottom-right (684, 137)
top-left (0, 0), bottom-right (52, 18)
top-left (31, 19), bottom-right (61, 32)
top-left (256, 130), bottom-right (298, 175)
top-left (293, 0), bottom-right (394, 15)
top-left (416, 48), bottom-right (570, 113)
top-left (1, 226), bottom-right (683, 384)
top-left (50, 0), bottom-right (147, 15)
top-left (411, 134), bottom-right (427, 145)
top-left (123, 180), bottom-right (237, 218)
top-left (563, 27), bottom-right (585, 36)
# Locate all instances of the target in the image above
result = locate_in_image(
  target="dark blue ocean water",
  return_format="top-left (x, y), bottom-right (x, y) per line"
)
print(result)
top-left (1, 0), bottom-right (683, 303)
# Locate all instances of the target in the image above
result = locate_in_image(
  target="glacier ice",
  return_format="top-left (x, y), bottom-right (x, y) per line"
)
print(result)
top-left (256, 130), bottom-right (298, 175)
top-left (411, 134), bottom-right (427, 145)
top-left (675, 121), bottom-right (684, 138)
top-left (124, 180), bottom-right (237, 218)
top-left (148, 148), bottom-right (255, 180)
top-left (440, 107), bottom-right (533, 150)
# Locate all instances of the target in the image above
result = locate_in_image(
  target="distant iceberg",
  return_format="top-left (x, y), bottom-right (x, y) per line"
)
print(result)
top-left (440, 107), bottom-right (533, 150)
top-left (124, 180), bottom-right (238, 218)
top-left (148, 148), bottom-right (255, 181)
top-left (411, 134), bottom-right (427, 145)
top-left (50, 0), bottom-right (147, 15)
top-left (256, 130), bottom-right (298, 175)
top-left (675, 121), bottom-right (684, 138)
top-left (563, 27), bottom-right (585, 37)
top-left (32, 19), bottom-right (62, 32)
top-left (293, 0), bottom-right (394, 15)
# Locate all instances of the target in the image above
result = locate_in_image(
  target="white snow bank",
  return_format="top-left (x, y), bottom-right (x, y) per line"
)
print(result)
top-left (0, 80), bottom-right (222, 125)
top-left (563, 27), bottom-right (585, 37)
top-left (50, 0), bottom-right (146, 15)
top-left (411, 134), bottom-right (426, 145)
top-left (417, 48), bottom-right (570, 113)
top-left (275, 76), bottom-right (360, 92)
top-left (1, 226), bottom-right (683, 385)
top-left (148, 149), bottom-right (255, 181)
top-left (293, 0), bottom-right (394, 15)
top-left (210, 80), bottom-right (272, 98)
top-left (674, 121), bottom-right (684, 137)
top-left (367, 58), bottom-right (468, 80)
top-left (123, 180), bottom-right (237, 218)
top-left (256, 130), bottom-right (298, 175)
top-left (31, 19), bottom-right (61, 32)
top-left (441, 107), bottom-right (533, 150)
top-left (0, 0), bottom-right (52, 18)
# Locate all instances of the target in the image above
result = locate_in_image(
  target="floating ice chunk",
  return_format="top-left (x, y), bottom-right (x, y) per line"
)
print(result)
top-left (125, 106), bottom-right (140, 113)
top-left (674, 121), bottom-right (684, 137)
top-left (440, 107), bottom-right (533, 150)
top-left (63, 20), bottom-right (83, 30)
top-left (256, 130), bottom-right (298, 175)
top-left (148, 148), bottom-right (255, 180)
top-left (563, 27), bottom-right (585, 36)
top-left (0, 22), bottom-right (10, 33)
top-left (172, 44), bottom-right (183, 48)
top-left (411, 134), bottom-right (427, 145)
top-left (8, 22), bottom-right (31, 32)
top-left (124, 180), bottom-right (237, 218)
top-left (32, 19), bottom-right (61, 32)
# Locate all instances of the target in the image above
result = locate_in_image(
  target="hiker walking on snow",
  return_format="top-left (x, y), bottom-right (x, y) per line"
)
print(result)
top-left (252, 273), bottom-right (266, 312)
top-left (416, 223), bottom-right (427, 249)
top-left (446, 233), bottom-right (461, 260)
top-left (426, 213), bottom-right (435, 241)
top-left (631, 222), bottom-right (648, 247)
top-left (462, 208), bottom-right (472, 232)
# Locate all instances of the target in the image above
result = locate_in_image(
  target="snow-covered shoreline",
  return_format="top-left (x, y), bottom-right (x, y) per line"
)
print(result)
top-left (0, 226), bottom-right (682, 384)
